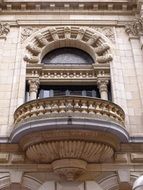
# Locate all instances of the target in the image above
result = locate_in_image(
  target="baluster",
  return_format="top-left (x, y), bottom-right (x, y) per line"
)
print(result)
top-left (59, 99), bottom-right (66, 113)
top-left (74, 99), bottom-right (80, 113)
top-left (31, 103), bottom-right (38, 117)
top-left (66, 99), bottom-right (73, 113)
top-left (44, 101), bottom-right (51, 114)
top-left (95, 102), bottom-right (101, 115)
top-left (52, 100), bottom-right (59, 113)
top-left (37, 102), bottom-right (44, 116)
top-left (88, 100), bottom-right (95, 114)
top-left (81, 99), bottom-right (88, 113)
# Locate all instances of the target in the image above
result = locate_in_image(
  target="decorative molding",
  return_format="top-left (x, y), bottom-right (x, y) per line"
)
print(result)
top-left (28, 78), bottom-right (40, 93)
top-left (0, 22), bottom-right (10, 38)
top-left (23, 26), bottom-right (113, 65)
top-left (0, 1), bottom-right (137, 14)
top-left (131, 153), bottom-right (143, 163)
top-left (14, 96), bottom-right (125, 126)
top-left (89, 26), bottom-right (115, 43)
top-left (21, 27), bottom-right (39, 43)
top-left (97, 79), bottom-right (109, 92)
top-left (52, 159), bottom-right (87, 181)
top-left (26, 140), bottom-right (113, 164)
top-left (26, 65), bottom-right (110, 83)
top-left (21, 26), bottom-right (115, 45)
top-left (125, 17), bottom-right (143, 36)
top-left (0, 153), bottom-right (9, 163)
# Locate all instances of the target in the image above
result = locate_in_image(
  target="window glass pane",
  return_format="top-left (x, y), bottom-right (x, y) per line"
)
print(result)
top-left (42, 47), bottom-right (94, 65)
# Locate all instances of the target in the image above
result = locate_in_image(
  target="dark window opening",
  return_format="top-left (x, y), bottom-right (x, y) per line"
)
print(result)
top-left (37, 85), bottom-right (100, 99)
top-left (42, 47), bottom-right (94, 65)
top-left (108, 81), bottom-right (112, 101)
top-left (25, 82), bottom-right (30, 102)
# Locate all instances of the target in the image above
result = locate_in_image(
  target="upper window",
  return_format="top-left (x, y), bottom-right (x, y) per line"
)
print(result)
top-left (42, 47), bottom-right (94, 65)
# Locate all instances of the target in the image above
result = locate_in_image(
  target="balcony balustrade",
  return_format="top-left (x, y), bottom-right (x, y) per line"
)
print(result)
top-left (14, 96), bottom-right (125, 127)
top-left (11, 96), bottom-right (128, 180)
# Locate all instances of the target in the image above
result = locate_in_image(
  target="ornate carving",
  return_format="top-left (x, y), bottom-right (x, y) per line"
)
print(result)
top-left (0, 22), bottom-right (10, 38)
top-left (89, 26), bottom-right (115, 43)
top-left (87, 34), bottom-right (100, 45)
top-left (28, 78), bottom-right (39, 93)
top-left (95, 43), bottom-right (110, 55)
top-left (26, 140), bottom-right (113, 163)
top-left (49, 28), bottom-right (59, 40)
top-left (24, 26), bottom-right (112, 65)
top-left (97, 78), bottom-right (109, 93)
top-left (125, 17), bottom-right (143, 36)
top-left (96, 54), bottom-right (112, 63)
top-left (21, 27), bottom-right (39, 43)
top-left (35, 33), bottom-right (48, 46)
top-left (26, 44), bottom-right (41, 55)
top-left (24, 54), bottom-right (39, 63)
top-left (14, 96), bottom-right (125, 125)
top-left (76, 28), bottom-right (86, 40)
top-left (52, 159), bottom-right (87, 181)
top-left (97, 78), bottom-right (109, 100)
top-left (64, 26), bottom-right (71, 38)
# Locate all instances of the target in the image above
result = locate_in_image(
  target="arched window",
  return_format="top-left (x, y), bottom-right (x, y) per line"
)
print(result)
top-left (25, 45), bottom-right (112, 101)
top-left (42, 47), bottom-right (94, 65)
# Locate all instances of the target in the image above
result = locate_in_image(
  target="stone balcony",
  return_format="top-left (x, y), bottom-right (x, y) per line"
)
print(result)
top-left (11, 96), bottom-right (129, 180)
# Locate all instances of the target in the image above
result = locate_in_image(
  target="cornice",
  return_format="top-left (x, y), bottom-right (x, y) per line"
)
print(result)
top-left (0, 0), bottom-right (138, 15)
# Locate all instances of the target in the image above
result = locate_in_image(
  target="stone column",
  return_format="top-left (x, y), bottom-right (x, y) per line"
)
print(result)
top-left (97, 79), bottom-right (108, 100)
top-left (28, 78), bottom-right (39, 100)
top-left (125, 18), bottom-right (143, 107)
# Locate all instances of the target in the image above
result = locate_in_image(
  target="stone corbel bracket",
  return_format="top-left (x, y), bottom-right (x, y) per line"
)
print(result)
top-left (23, 26), bottom-right (113, 66)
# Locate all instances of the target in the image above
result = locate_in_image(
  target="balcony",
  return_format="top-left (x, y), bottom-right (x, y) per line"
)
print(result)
top-left (11, 96), bottom-right (128, 180)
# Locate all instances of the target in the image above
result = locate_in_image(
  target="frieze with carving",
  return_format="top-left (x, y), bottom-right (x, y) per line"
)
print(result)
top-left (125, 17), bottom-right (143, 36)
top-left (89, 26), bottom-right (115, 43)
top-left (0, 23), bottom-right (10, 38)
top-left (21, 26), bottom-right (115, 44)
top-left (21, 27), bottom-right (39, 43)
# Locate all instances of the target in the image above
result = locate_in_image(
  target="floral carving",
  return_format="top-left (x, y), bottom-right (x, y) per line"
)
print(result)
top-left (125, 17), bottom-right (143, 36)
top-left (0, 23), bottom-right (10, 38)
top-left (89, 26), bottom-right (115, 43)
top-left (21, 27), bottom-right (39, 43)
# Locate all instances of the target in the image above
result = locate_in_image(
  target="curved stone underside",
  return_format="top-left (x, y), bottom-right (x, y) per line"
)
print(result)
top-left (26, 140), bottom-right (114, 163)
top-left (25, 139), bottom-right (113, 181)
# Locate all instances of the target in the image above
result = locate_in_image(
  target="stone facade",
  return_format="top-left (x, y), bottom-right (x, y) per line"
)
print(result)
top-left (0, 0), bottom-right (143, 189)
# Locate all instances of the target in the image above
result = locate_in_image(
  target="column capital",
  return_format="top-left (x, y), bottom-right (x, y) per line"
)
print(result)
top-left (97, 78), bottom-right (109, 88)
top-left (97, 78), bottom-right (109, 100)
top-left (28, 78), bottom-right (40, 93)
top-left (125, 17), bottom-right (143, 38)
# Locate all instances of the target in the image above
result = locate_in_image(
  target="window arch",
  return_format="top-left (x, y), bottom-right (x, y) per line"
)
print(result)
top-left (42, 47), bottom-right (94, 65)
top-left (24, 26), bottom-right (112, 102)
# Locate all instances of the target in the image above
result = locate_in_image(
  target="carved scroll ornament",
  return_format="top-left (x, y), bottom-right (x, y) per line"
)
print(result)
top-left (0, 22), bottom-right (10, 38)
top-left (125, 17), bottom-right (143, 36)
